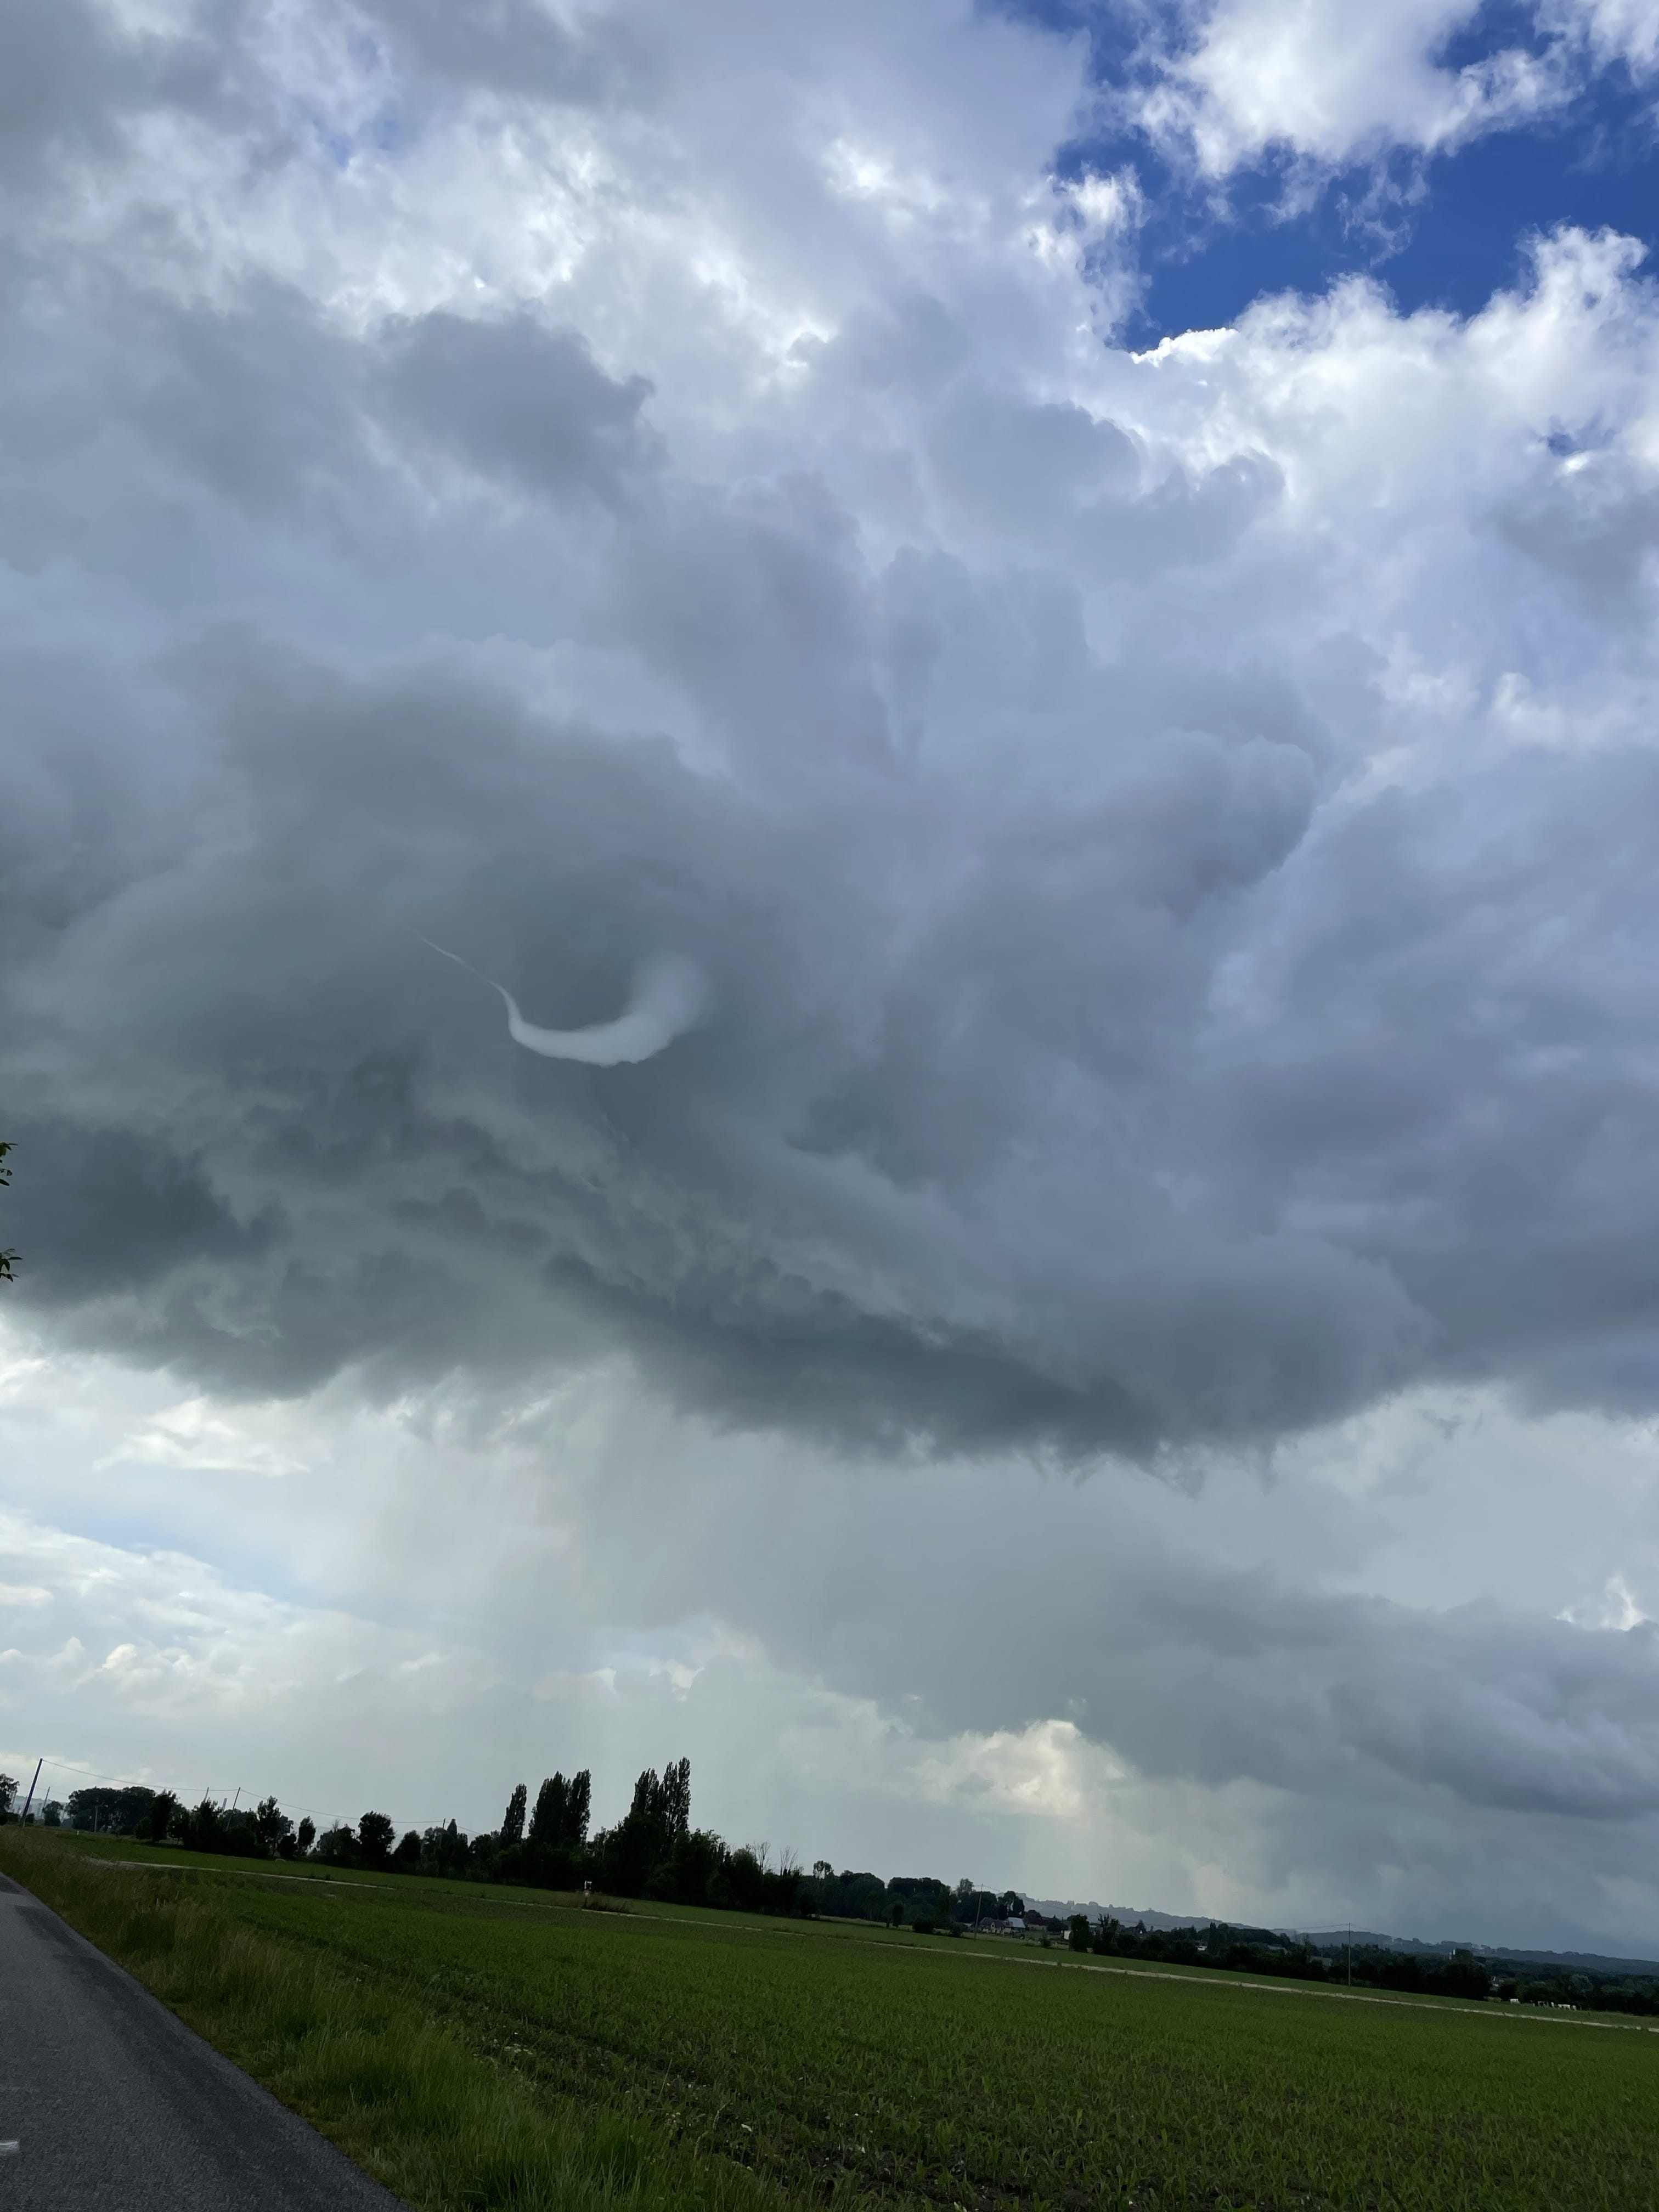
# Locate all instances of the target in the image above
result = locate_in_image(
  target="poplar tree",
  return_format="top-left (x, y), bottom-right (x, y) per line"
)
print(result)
top-left (530, 1774), bottom-right (566, 1849)
top-left (663, 1756), bottom-right (690, 1842)
top-left (567, 1769), bottom-right (591, 1846)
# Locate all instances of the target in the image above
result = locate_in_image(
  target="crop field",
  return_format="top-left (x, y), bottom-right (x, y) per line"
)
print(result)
top-left (4, 1827), bottom-right (1657, 2212)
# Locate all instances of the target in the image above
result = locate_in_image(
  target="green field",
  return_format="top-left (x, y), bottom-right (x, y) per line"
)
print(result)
top-left (4, 1827), bottom-right (1656, 2211)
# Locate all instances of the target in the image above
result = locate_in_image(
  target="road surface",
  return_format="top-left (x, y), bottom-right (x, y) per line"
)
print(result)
top-left (0, 1869), bottom-right (407, 2208)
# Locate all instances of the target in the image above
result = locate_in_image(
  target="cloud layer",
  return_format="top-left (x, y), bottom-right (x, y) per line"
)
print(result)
top-left (4, 0), bottom-right (1659, 1932)
top-left (6, 187), bottom-right (1659, 1459)
top-left (7, 1335), bottom-right (1659, 1940)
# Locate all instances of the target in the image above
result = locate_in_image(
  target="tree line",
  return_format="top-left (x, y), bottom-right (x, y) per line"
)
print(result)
top-left (4, 1767), bottom-right (1037, 1931)
top-left (3, 1762), bottom-right (801, 1915)
top-left (1059, 1914), bottom-right (1659, 2014)
top-left (1063, 1915), bottom-right (1496, 1998)
top-left (2, 1765), bottom-right (1015, 1928)
top-left (9, 1769), bottom-right (1658, 2015)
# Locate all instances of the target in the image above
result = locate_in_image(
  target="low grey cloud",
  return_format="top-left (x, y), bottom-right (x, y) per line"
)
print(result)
top-left (570, 1425), bottom-right (1659, 1825)
top-left (1, 606), bottom-right (1426, 1451)
top-left (2, 1119), bottom-right (279, 1304)
top-left (355, 0), bottom-right (650, 105)
top-left (7, 206), bottom-right (1659, 1465)
top-left (0, 0), bottom-right (223, 184)
top-left (379, 314), bottom-right (659, 504)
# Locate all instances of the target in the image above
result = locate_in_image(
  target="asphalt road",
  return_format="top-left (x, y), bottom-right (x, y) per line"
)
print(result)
top-left (0, 1870), bottom-right (408, 2209)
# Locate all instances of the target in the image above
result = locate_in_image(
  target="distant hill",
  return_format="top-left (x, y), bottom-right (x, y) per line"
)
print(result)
top-left (1030, 1900), bottom-right (1212, 1933)
top-left (1302, 1931), bottom-right (1659, 1974)
top-left (1030, 1903), bottom-right (1659, 1979)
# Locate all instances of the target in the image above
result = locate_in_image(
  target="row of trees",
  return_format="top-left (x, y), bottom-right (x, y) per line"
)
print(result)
top-left (20, 1764), bottom-right (1656, 2013)
top-left (1055, 1915), bottom-right (1659, 2012)
top-left (7, 1760), bottom-right (805, 1915)
top-left (4, 1766), bottom-right (993, 1938)
top-left (803, 1870), bottom-right (1025, 1932)
top-left (8, 1760), bottom-right (1003, 1929)
top-left (1061, 1915), bottom-right (1497, 1996)
top-left (289, 1760), bottom-right (804, 1914)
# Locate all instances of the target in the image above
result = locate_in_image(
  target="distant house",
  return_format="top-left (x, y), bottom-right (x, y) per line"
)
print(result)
top-left (1007, 1916), bottom-right (1026, 1934)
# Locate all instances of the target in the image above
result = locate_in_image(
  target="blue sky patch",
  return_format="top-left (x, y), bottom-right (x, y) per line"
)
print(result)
top-left (998, 0), bottom-right (1659, 337)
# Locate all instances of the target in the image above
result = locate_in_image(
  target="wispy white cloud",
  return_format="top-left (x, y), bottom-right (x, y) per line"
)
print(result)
top-left (1132, 0), bottom-right (1566, 178)
top-left (1110, 0), bottom-right (1659, 193)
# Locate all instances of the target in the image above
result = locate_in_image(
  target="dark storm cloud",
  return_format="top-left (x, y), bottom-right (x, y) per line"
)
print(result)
top-left (0, 0), bottom-right (224, 184)
top-left (379, 313), bottom-right (659, 501)
top-left (0, 253), bottom-right (660, 588)
top-left (1, 250), bottom-right (1657, 1460)
top-left (0, 592), bottom-right (1427, 1453)
top-left (7, 0), bottom-right (1659, 1483)
top-left (10, 566), bottom-right (1659, 1460)
top-left (1, 1119), bottom-right (278, 1301)
top-left (1076, 1570), bottom-right (1659, 1822)
top-left (127, 283), bottom-right (369, 523)
top-left (574, 1434), bottom-right (1659, 1832)
top-left (0, 0), bottom-right (642, 204)
top-left (354, 0), bottom-right (650, 104)
top-left (0, 0), bottom-right (130, 183)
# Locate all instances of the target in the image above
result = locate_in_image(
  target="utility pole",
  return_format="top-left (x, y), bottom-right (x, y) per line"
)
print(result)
top-left (1347, 1924), bottom-right (1352, 1987)
top-left (19, 1759), bottom-right (42, 1821)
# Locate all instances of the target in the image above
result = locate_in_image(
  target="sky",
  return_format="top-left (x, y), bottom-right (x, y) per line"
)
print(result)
top-left (3, 0), bottom-right (1659, 1949)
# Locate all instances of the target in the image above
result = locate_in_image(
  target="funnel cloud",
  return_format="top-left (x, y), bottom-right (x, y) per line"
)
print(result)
top-left (426, 941), bottom-right (709, 1066)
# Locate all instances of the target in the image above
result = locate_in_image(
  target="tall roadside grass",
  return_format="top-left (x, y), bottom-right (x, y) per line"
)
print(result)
top-left (0, 1829), bottom-right (801, 2212)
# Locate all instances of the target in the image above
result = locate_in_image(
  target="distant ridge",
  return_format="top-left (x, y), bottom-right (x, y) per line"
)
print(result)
top-left (1028, 1901), bottom-right (1659, 1979)
top-left (1030, 1901), bottom-right (1209, 1934)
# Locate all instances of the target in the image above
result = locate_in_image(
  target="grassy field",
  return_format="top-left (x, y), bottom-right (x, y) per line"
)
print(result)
top-left (4, 1827), bottom-right (1657, 2212)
